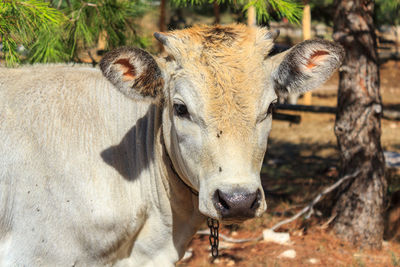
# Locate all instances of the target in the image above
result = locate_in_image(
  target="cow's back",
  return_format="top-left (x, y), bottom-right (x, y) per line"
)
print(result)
top-left (0, 65), bottom-right (158, 265)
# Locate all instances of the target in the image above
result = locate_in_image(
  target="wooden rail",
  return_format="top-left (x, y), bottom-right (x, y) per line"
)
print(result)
top-left (276, 104), bottom-right (400, 121)
top-left (272, 112), bottom-right (301, 124)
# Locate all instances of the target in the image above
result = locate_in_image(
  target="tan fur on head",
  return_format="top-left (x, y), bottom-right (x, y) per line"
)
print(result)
top-left (155, 24), bottom-right (275, 62)
top-left (156, 24), bottom-right (277, 136)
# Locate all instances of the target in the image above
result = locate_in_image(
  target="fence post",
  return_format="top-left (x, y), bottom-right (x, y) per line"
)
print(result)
top-left (247, 6), bottom-right (256, 26)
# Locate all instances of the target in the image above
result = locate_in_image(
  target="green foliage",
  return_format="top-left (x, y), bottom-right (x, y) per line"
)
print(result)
top-left (245, 0), bottom-right (302, 24)
top-left (0, 0), bottom-right (64, 66)
top-left (376, 0), bottom-right (400, 26)
top-left (171, 0), bottom-right (302, 24)
top-left (28, 23), bottom-right (70, 63)
top-left (64, 0), bottom-right (147, 54)
top-left (1, 0), bottom-right (148, 66)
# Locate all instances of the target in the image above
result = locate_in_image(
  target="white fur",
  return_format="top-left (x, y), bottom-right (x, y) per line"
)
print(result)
top-left (0, 65), bottom-right (204, 266)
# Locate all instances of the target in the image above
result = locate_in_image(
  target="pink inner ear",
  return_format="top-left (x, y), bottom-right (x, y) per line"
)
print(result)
top-left (306, 50), bottom-right (330, 69)
top-left (114, 58), bottom-right (136, 81)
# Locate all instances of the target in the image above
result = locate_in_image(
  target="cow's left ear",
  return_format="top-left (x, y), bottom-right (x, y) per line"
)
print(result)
top-left (270, 39), bottom-right (344, 97)
top-left (100, 47), bottom-right (164, 101)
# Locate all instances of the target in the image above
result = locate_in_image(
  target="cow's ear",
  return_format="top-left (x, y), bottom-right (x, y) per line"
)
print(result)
top-left (100, 47), bottom-right (164, 101)
top-left (270, 39), bottom-right (344, 97)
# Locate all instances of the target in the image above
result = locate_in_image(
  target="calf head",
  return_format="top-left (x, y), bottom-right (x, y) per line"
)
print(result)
top-left (100, 24), bottom-right (344, 222)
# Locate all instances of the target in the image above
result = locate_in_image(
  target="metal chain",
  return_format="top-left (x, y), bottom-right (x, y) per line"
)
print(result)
top-left (207, 217), bottom-right (219, 258)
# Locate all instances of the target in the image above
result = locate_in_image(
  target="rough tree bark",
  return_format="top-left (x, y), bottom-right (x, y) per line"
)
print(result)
top-left (332, 0), bottom-right (387, 249)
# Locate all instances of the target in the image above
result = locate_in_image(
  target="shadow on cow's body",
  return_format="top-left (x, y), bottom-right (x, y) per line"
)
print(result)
top-left (101, 105), bottom-right (157, 182)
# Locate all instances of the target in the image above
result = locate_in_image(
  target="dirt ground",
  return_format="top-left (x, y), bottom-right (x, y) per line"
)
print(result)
top-left (177, 61), bottom-right (400, 267)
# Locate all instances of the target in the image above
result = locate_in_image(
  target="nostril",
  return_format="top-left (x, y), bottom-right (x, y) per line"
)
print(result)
top-left (214, 190), bottom-right (230, 211)
top-left (218, 190), bottom-right (231, 210)
top-left (250, 189), bottom-right (261, 210)
top-left (213, 189), bottom-right (262, 219)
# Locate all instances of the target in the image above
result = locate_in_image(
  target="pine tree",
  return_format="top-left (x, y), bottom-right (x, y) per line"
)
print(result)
top-left (333, 0), bottom-right (386, 249)
top-left (0, 0), bottom-right (64, 66)
top-left (170, 0), bottom-right (302, 24)
top-left (0, 0), bottom-right (149, 66)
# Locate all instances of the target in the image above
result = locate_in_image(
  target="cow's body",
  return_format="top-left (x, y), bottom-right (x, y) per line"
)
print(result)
top-left (0, 24), bottom-right (343, 266)
top-left (0, 65), bottom-right (203, 266)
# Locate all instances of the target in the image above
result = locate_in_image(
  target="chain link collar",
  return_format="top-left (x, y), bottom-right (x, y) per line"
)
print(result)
top-left (207, 217), bottom-right (219, 258)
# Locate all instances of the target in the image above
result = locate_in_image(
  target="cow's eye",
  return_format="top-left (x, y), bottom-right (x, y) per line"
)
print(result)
top-left (258, 101), bottom-right (277, 123)
top-left (267, 101), bottom-right (277, 114)
top-left (174, 103), bottom-right (189, 117)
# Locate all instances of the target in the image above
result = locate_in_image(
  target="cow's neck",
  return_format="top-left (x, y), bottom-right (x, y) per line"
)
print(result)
top-left (167, 151), bottom-right (199, 197)
top-left (150, 106), bottom-right (205, 258)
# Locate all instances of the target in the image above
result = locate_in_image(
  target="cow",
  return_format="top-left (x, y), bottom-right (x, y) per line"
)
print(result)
top-left (0, 24), bottom-right (343, 266)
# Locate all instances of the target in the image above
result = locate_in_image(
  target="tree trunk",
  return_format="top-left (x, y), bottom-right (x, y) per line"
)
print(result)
top-left (159, 0), bottom-right (167, 51)
top-left (213, 1), bottom-right (220, 24)
top-left (332, 0), bottom-right (387, 249)
top-left (247, 6), bottom-right (256, 26)
top-left (159, 0), bottom-right (167, 32)
top-left (98, 30), bottom-right (107, 51)
top-left (302, 0), bottom-right (312, 105)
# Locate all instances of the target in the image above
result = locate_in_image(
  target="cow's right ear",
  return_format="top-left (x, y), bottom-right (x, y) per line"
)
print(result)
top-left (269, 39), bottom-right (344, 97)
top-left (100, 47), bottom-right (164, 101)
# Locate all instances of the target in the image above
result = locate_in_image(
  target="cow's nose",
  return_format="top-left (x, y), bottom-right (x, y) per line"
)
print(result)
top-left (213, 189), bottom-right (261, 219)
